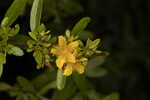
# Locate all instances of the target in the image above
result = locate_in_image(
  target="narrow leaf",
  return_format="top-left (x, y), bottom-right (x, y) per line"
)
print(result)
top-left (0, 63), bottom-right (3, 78)
top-left (38, 81), bottom-right (56, 95)
top-left (33, 50), bottom-right (43, 69)
top-left (4, 0), bottom-right (27, 26)
top-left (71, 17), bottom-right (91, 35)
top-left (0, 82), bottom-right (12, 91)
top-left (57, 69), bottom-right (66, 90)
top-left (30, 0), bottom-right (43, 32)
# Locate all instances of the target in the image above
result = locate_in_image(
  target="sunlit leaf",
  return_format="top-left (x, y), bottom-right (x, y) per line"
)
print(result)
top-left (56, 69), bottom-right (66, 90)
top-left (30, 0), bottom-right (43, 32)
top-left (29, 32), bottom-right (38, 40)
top-left (89, 39), bottom-right (100, 49)
top-left (1, 17), bottom-right (9, 27)
top-left (7, 44), bottom-right (24, 56)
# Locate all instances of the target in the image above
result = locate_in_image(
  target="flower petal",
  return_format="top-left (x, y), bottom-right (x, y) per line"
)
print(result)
top-left (51, 47), bottom-right (58, 55)
top-left (72, 50), bottom-right (78, 57)
top-left (79, 57), bottom-right (88, 61)
top-left (67, 53), bottom-right (76, 63)
top-left (73, 64), bottom-right (84, 74)
top-left (63, 63), bottom-right (73, 76)
top-left (56, 56), bottom-right (66, 69)
top-left (68, 41), bottom-right (79, 50)
top-left (58, 36), bottom-right (67, 46)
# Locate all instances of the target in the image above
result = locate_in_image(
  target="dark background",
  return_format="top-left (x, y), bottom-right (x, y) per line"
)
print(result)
top-left (0, 0), bottom-right (150, 100)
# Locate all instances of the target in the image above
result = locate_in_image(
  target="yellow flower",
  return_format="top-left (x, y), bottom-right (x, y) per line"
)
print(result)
top-left (51, 35), bottom-right (88, 76)
top-left (63, 57), bottom-right (88, 76)
top-left (51, 36), bottom-right (79, 69)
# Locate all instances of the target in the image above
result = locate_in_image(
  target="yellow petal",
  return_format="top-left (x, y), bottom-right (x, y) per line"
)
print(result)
top-left (58, 36), bottom-right (67, 46)
top-left (79, 57), bottom-right (88, 61)
top-left (51, 48), bottom-right (57, 55)
top-left (67, 53), bottom-right (76, 63)
top-left (73, 64), bottom-right (84, 74)
top-left (63, 63), bottom-right (73, 76)
top-left (56, 56), bottom-right (66, 69)
top-left (72, 50), bottom-right (78, 57)
top-left (68, 41), bottom-right (79, 49)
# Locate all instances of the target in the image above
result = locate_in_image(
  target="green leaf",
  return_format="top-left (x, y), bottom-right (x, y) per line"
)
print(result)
top-left (86, 39), bottom-right (92, 48)
top-left (71, 17), bottom-right (91, 35)
top-left (52, 79), bottom-right (76, 100)
top-left (72, 93), bottom-right (83, 100)
top-left (17, 76), bottom-right (35, 92)
top-left (0, 52), bottom-right (6, 64)
top-left (4, 0), bottom-right (27, 26)
top-left (85, 56), bottom-right (107, 77)
top-left (31, 69), bottom-right (56, 89)
top-left (87, 90), bottom-right (102, 100)
top-left (57, 69), bottom-right (66, 90)
top-left (8, 35), bottom-right (30, 49)
top-left (90, 39), bottom-right (100, 49)
top-left (30, 0), bottom-right (43, 32)
top-left (79, 30), bottom-right (93, 40)
top-left (102, 93), bottom-right (120, 100)
top-left (7, 44), bottom-right (24, 56)
top-left (0, 63), bottom-right (3, 78)
top-left (86, 67), bottom-right (107, 78)
top-left (29, 32), bottom-right (38, 40)
top-left (38, 24), bottom-right (46, 33)
top-left (72, 72), bottom-right (93, 91)
top-left (38, 81), bottom-right (56, 95)
top-left (0, 82), bottom-right (12, 91)
top-left (87, 56), bottom-right (106, 68)
top-left (1, 17), bottom-right (9, 27)
top-left (33, 50), bottom-right (43, 69)
top-left (8, 24), bottom-right (20, 37)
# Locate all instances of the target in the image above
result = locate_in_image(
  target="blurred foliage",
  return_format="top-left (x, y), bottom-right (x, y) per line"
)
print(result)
top-left (0, 0), bottom-right (150, 100)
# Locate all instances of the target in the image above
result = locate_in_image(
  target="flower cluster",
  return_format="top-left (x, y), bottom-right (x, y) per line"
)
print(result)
top-left (51, 36), bottom-right (88, 76)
